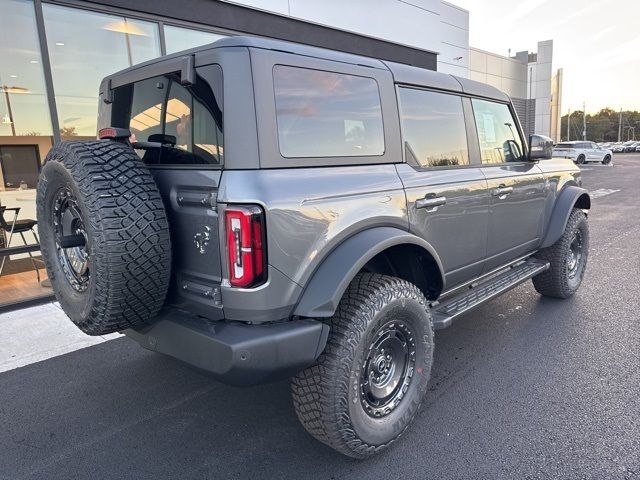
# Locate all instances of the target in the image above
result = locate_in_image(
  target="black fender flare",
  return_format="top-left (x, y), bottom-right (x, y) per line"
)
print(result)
top-left (293, 227), bottom-right (445, 318)
top-left (540, 186), bottom-right (591, 248)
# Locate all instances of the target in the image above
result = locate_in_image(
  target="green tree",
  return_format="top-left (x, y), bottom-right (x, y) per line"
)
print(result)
top-left (560, 108), bottom-right (640, 142)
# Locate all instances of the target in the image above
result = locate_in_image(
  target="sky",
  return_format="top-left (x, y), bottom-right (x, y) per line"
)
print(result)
top-left (453, 0), bottom-right (640, 114)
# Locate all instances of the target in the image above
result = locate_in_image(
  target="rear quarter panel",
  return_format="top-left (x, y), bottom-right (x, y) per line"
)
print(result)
top-left (217, 165), bottom-right (408, 289)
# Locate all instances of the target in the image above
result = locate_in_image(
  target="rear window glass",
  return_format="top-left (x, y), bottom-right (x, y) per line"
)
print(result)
top-left (273, 65), bottom-right (384, 158)
top-left (554, 143), bottom-right (574, 148)
top-left (112, 65), bottom-right (223, 166)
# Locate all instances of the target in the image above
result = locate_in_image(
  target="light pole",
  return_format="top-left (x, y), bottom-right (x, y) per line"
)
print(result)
top-left (1, 85), bottom-right (29, 136)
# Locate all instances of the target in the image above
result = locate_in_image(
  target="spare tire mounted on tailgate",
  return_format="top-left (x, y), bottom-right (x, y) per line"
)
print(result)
top-left (37, 140), bottom-right (171, 335)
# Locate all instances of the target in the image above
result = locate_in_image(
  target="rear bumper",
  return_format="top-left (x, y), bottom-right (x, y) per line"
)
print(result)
top-left (124, 309), bottom-right (329, 386)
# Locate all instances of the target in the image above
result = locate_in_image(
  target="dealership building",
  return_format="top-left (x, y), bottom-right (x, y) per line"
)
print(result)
top-left (0, 0), bottom-right (563, 308)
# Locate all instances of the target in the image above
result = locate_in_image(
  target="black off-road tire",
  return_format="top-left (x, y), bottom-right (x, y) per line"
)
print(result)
top-left (532, 208), bottom-right (589, 299)
top-left (37, 140), bottom-right (171, 335)
top-left (291, 273), bottom-right (434, 458)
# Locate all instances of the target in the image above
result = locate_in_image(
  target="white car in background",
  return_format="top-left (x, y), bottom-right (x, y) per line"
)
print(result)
top-left (553, 141), bottom-right (613, 165)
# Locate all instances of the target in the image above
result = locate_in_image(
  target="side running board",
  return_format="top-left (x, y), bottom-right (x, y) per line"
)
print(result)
top-left (431, 257), bottom-right (550, 330)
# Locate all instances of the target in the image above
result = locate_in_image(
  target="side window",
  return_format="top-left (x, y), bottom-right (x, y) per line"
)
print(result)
top-left (398, 88), bottom-right (469, 168)
top-left (273, 65), bottom-right (384, 158)
top-left (472, 99), bottom-right (525, 164)
top-left (112, 65), bottom-right (223, 165)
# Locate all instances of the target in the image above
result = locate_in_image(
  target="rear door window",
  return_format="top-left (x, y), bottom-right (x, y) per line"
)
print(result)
top-left (112, 65), bottom-right (223, 166)
top-left (273, 65), bottom-right (384, 158)
top-left (398, 87), bottom-right (469, 168)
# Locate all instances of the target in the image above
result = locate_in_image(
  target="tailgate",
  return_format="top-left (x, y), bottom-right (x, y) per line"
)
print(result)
top-left (152, 169), bottom-right (224, 319)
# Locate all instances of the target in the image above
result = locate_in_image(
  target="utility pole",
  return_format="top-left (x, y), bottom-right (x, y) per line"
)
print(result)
top-left (567, 108), bottom-right (571, 141)
top-left (582, 101), bottom-right (587, 140)
top-left (618, 108), bottom-right (622, 142)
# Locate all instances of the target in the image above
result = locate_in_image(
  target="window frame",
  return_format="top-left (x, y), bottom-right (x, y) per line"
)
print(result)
top-left (396, 85), bottom-right (476, 171)
top-left (111, 61), bottom-right (224, 170)
top-left (251, 48), bottom-right (401, 168)
top-left (469, 97), bottom-right (530, 167)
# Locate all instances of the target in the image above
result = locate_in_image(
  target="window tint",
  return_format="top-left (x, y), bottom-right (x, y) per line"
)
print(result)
top-left (273, 65), bottom-right (384, 158)
top-left (112, 66), bottom-right (223, 165)
top-left (472, 99), bottom-right (525, 164)
top-left (555, 143), bottom-right (574, 148)
top-left (398, 88), bottom-right (469, 168)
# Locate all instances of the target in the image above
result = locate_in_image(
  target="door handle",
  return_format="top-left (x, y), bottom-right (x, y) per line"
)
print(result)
top-left (416, 195), bottom-right (447, 210)
top-left (491, 185), bottom-right (513, 197)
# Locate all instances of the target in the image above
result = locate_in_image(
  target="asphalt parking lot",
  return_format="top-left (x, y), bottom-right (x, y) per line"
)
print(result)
top-left (1, 156), bottom-right (638, 480)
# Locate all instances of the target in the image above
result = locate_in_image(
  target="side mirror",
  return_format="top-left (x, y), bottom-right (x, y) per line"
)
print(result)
top-left (529, 134), bottom-right (553, 160)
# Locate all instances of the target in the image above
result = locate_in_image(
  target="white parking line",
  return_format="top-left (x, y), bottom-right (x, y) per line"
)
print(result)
top-left (590, 188), bottom-right (621, 199)
top-left (0, 303), bottom-right (121, 374)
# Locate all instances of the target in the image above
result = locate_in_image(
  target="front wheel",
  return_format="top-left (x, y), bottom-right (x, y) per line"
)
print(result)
top-left (291, 273), bottom-right (434, 458)
top-left (602, 155), bottom-right (612, 165)
top-left (533, 208), bottom-right (589, 298)
top-left (576, 155), bottom-right (586, 164)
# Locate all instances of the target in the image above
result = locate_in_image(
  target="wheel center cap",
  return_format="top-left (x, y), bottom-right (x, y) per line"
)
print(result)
top-left (375, 356), bottom-right (387, 373)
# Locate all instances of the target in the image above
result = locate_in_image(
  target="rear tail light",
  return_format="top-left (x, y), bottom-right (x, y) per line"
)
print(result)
top-left (98, 127), bottom-right (131, 140)
top-left (225, 205), bottom-right (267, 288)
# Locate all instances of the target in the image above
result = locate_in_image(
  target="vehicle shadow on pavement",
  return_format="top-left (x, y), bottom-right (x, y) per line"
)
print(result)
top-left (0, 285), bottom-right (614, 480)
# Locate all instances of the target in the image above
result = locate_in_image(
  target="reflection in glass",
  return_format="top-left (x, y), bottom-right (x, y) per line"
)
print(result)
top-left (43, 4), bottom-right (161, 137)
top-left (399, 88), bottom-right (469, 168)
top-left (164, 25), bottom-right (225, 55)
top-left (0, 0), bottom-right (52, 137)
top-left (273, 66), bottom-right (385, 158)
top-left (112, 69), bottom-right (223, 165)
top-left (472, 99), bottom-right (524, 164)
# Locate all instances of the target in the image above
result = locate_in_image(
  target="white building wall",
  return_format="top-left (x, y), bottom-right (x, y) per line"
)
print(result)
top-left (469, 47), bottom-right (527, 98)
top-left (221, 0), bottom-right (470, 77)
top-left (469, 40), bottom-right (557, 138)
top-left (532, 40), bottom-right (553, 138)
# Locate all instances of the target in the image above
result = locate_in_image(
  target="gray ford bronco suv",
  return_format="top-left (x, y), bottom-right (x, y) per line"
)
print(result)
top-left (37, 36), bottom-right (590, 458)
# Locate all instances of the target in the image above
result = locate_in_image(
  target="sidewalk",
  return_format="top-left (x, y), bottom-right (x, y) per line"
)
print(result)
top-left (0, 302), bottom-right (120, 373)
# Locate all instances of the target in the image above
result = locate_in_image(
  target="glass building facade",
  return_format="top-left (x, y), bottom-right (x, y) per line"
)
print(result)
top-left (0, 0), bottom-right (227, 306)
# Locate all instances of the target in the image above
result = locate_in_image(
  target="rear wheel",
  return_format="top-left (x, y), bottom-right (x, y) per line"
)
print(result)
top-left (37, 140), bottom-right (171, 335)
top-left (576, 155), bottom-right (586, 164)
top-left (533, 209), bottom-right (589, 299)
top-left (291, 273), bottom-right (434, 458)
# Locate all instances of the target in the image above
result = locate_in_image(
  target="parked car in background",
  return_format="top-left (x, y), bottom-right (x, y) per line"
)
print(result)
top-left (635, 144), bottom-right (640, 152)
top-left (553, 141), bottom-right (612, 164)
top-left (612, 143), bottom-right (625, 153)
top-left (622, 141), bottom-right (638, 152)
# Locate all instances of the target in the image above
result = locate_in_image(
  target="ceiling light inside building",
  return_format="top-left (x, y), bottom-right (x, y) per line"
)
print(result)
top-left (9, 75), bottom-right (18, 78)
top-left (55, 42), bottom-right (65, 46)
top-left (102, 20), bottom-right (148, 36)
top-left (29, 60), bottom-right (38, 64)
top-left (1, 86), bottom-right (29, 94)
